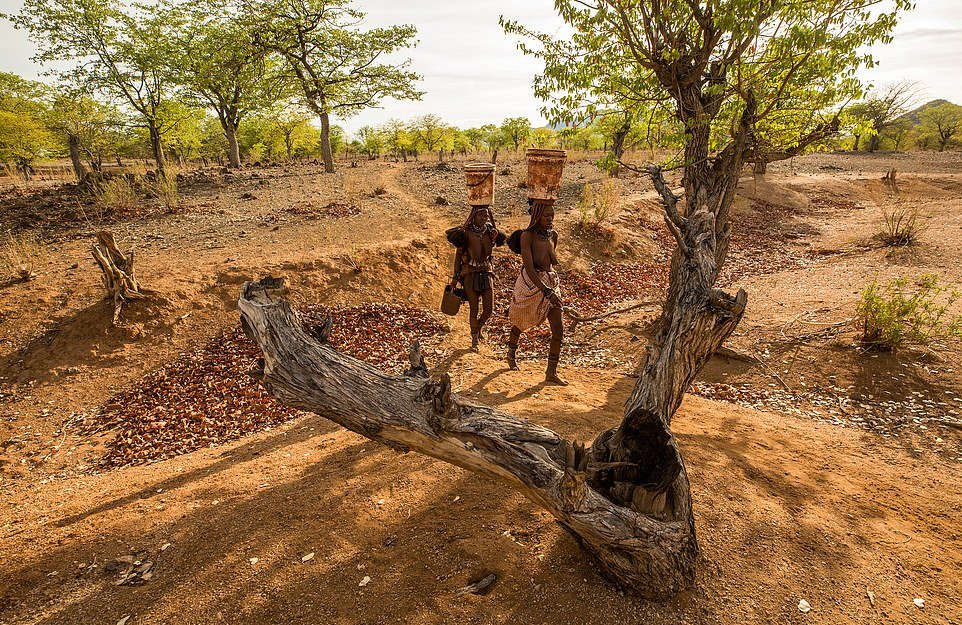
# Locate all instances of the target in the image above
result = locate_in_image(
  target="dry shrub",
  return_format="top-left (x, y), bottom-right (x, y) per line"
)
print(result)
top-left (94, 177), bottom-right (138, 213)
top-left (154, 172), bottom-right (179, 212)
top-left (577, 179), bottom-right (619, 228)
top-left (881, 202), bottom-right (926, 246)
top-left (1, 230), bottom-right (44, 281)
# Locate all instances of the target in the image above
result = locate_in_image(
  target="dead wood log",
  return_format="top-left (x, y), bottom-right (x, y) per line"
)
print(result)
top-left (238, 277), bottom-right (698, 598)
top-left (91, 231), bottom-right (144, 323)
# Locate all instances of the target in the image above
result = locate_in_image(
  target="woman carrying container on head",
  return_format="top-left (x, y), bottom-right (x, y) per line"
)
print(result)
top-left (505, 149), bottom-right (568, 385)
top-left (447, 163), bottom-right (504, 350)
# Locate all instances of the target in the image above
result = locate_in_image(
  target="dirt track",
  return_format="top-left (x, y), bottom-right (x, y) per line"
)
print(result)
top-left (1, 152), bottom-right (961, 624)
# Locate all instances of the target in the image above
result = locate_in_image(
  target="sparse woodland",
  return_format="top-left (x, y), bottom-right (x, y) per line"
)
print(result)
top-left (3, 0), bottom-right (962, 622)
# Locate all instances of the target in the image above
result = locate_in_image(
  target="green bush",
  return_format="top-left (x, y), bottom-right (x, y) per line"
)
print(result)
top-left (857, 274), bottom-right (962, 350)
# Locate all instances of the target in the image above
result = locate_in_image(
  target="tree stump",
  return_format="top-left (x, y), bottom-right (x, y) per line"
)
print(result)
top-left (91, 231), bottom-right (144, 323)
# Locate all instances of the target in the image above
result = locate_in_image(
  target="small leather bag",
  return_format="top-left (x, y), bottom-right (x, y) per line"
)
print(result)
top-left (440, 284), bottom-right (463, 316)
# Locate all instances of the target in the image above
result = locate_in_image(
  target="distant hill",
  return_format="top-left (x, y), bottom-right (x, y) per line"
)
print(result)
top-left (897, 99), bottom-right (954, 126)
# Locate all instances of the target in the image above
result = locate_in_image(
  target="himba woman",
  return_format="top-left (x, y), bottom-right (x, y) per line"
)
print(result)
top-left (448, 205), bottom-right (505, 350)
top-left (506, 199), bottom-right (567, 385)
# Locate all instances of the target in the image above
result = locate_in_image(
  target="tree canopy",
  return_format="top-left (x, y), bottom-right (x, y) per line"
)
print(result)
top-left (246, 0), bottom-right (423, 172)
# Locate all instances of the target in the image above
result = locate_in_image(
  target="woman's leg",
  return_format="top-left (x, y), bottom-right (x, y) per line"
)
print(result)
top-left (466, 283), bottom-right (481, 349)
top-left (478, 286), bottom-right (494, 338)
top-left (545, 306), bottom-right (567, 385)
top-left (507, 326), bottom-right (522, 370)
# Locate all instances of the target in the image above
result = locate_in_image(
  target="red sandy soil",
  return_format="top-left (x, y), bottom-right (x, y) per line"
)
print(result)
top-left (1, 151), bottom-right (961, 624)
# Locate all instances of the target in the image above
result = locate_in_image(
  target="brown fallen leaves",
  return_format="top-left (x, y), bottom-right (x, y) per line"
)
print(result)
top-left (86, 304), bottom-right (447, 468)
top-left (287, 200), bottom-right (360, 218)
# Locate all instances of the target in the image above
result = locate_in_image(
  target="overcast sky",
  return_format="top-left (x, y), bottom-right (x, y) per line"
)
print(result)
top-left (1, 0), bottom-right (960, 135)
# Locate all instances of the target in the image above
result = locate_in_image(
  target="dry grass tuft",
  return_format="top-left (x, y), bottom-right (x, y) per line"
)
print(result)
top-left (1, 230), bottom-right (44, 281)
top-left (93, 177), bottom-right (138, 213)
top-left (881, 201), bottom-right (927, 246)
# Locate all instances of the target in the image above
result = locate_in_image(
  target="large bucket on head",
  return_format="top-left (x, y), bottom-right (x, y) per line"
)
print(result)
top-left (464, 163), bottom-right (496, 206)
top-left (526, 149), bottom-right (567, 200)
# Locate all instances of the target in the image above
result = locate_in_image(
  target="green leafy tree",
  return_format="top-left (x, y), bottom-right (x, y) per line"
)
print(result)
top-left (10, 0), bottom-right (182, 177)
top-left (156, 99), bottom-right (207, 164)
top-left (169, 1), bottom-right (280, 168)
top-left (448, 127), bottom-right (471, 155)
top-left (0, 72), bottom-right (53, 177)
top-left (530, 126), bottom-right (558, 148)
top-left (379, 118), bottom-right (413, 161)
top-left (356, 125), bottom-right (384, 158)
top-left (463, 126), bottom-right (488, 153)
top-left (919, 102), bottom-right (962, 151)
top-left (479, 123), bottom-right (507, 161)
top-left (409, 114), bottom-right (448, 159)
top-left (247, 0), bottom-right (423, 173)
top-left (499, 116), bottom-right (531, 150)
top-left (503, 0), bottom-right (914, 595)
top-left (859, 81), bottom-right (921, 151)
top-left (48, 86), bottom-right (125, 178)
top-left (0, 110), bottom-right (53, 178)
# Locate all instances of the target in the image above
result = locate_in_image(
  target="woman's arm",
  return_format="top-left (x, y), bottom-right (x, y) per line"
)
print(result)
top-left (450, 251), bottom-right (463, 286)
top-left (521, 231), bottom-right (562, 307)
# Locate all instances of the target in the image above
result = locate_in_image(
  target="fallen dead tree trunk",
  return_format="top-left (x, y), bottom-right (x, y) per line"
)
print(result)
top-left (91, 231), bottom-right (144, 323)
top-left (238, 277), bottom-right (699, 598)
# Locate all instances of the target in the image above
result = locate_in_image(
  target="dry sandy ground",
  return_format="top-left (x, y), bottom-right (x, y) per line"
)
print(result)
top-left (1, 151), bottom-right (961, 624)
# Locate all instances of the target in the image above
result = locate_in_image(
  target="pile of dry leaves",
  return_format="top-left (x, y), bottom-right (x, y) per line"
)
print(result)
top-left (286, 200), bottom-right (360, 218)
top-left (86, 304), bottom-right (447, 468)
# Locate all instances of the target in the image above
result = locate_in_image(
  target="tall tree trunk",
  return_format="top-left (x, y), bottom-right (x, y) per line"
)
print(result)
top-left (609, 116), bottom-right (632, 178)
top-left (852, 134), bottom-right (861, 151)
top-left (319, 111), bottom-right (335, 173)
top-left (68, 133), bottom-right (87, 181)
top-left (753, 159), bottom-right (767, 175)
top-left (224, 122), bottom-right (242, 168)
top-left (148, 122), bottom-right (167, 178)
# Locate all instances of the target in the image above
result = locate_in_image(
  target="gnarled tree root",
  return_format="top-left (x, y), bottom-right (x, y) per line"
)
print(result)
top-left (238, 277), bottom-right (698, 598)
top-left (91, 231), bottom-right (144, 324)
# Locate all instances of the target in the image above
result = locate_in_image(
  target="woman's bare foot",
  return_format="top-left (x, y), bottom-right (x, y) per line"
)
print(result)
top-left (545, 373), bottom-right (568, 386)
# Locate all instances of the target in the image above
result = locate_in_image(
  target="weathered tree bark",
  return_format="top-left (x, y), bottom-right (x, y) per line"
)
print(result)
top-left (148, 122), bottom-right (168, 179)
top-left (319, 111), bottom-right (335, 174)
top-left (609, 114), bottom-right (633, 178)
top-left (238, 277), bottom-right (700, 598)
top-left (224, 121), bottom-right (242, 169)
top-left (68, 133), bottom-right (87, 181)
top-left (91, 231), bottom-right (145, 324)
